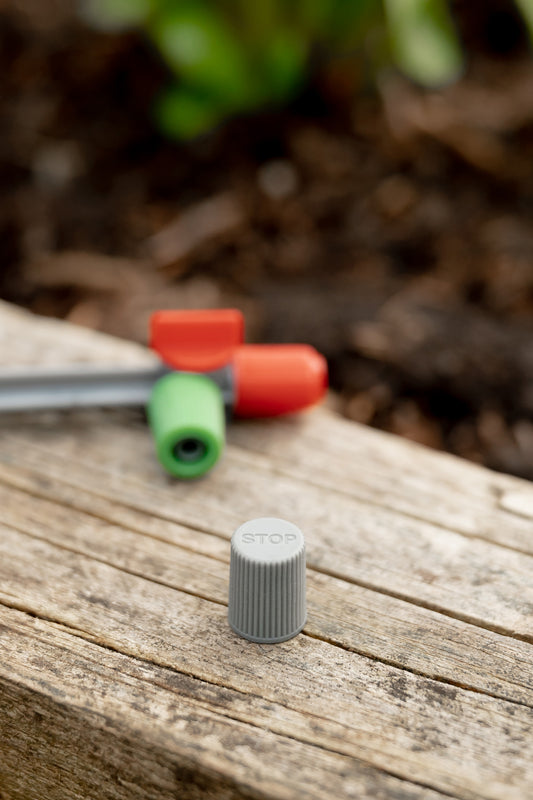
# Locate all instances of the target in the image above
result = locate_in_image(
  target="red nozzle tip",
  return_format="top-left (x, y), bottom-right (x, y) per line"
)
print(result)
top-left (233, 345), bottom-right (328, 417)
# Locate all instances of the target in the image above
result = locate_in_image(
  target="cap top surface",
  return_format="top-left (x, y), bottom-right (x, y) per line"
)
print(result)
top-left (232, 517), bottom-right (304, 564)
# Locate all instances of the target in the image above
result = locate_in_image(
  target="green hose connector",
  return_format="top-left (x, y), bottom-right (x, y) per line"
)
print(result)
top-left (147, 372), bottom-right (225, 479)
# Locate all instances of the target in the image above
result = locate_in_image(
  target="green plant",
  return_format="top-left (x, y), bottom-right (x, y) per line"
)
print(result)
top-left (81, 0), bottom-right (533, 139)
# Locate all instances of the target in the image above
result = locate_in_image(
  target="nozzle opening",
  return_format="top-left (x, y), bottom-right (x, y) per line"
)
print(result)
top-left (173, 437), bottom-right (207, 463)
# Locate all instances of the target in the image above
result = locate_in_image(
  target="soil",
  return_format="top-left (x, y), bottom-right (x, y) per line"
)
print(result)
top-left (2, 0), bottom-right (533, 479)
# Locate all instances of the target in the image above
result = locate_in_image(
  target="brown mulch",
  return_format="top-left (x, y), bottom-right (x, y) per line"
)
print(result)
top-left (2, 0), bottom-right (533, 479)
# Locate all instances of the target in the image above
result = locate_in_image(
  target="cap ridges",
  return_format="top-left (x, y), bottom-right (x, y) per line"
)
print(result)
top-left (228, 518), bottom-right (306, 643)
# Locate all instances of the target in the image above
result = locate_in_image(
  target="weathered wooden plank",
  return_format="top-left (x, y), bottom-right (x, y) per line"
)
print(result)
top-left (0, 470), bottom-right (531, 708)
top-left (1, 526), bottom-right (532, 800)
top-left (4, 297), bottom-right (533, 553)
top-left (2, 416), bottom-right (532, 641)
top-left (4, 606), bottom-right (438, 800)
top-left (1, 301), bottom-right (533, 800)
top-left (229, 414), bottom-right (533, 555)
top-left (0, 299), bottom-right (157, 368)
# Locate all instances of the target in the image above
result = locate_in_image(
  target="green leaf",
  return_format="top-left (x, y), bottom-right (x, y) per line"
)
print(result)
top-left (150, 7), bottom-right (252, 104)
top-left (384, 0), bottom-right (463, 86)
top-left (515, 0), bottom-right (533, 43)
top-left (260, 30), bottom-right (308, 102)
top-left (154, 85), bottom-right (225, 140)
top-left (319, 0), bottom-right (380, 43)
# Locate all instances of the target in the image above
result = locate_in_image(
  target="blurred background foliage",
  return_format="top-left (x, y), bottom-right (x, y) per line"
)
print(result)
top-left (81, 0), bottom-right (467, 139)
top-left (79, 0), bottom-right (533, 139)
top-left (2, 0), bottom-right (533, 480)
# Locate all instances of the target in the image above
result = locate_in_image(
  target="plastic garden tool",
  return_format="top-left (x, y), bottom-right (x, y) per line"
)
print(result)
top-left (0, 308), bottom-right (328, 479)
top-left (148, 308), bottom-right (328, 477)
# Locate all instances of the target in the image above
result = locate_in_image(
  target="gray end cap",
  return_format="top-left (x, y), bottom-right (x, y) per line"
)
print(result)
top-left (228, 517), bottom-right (306, 644)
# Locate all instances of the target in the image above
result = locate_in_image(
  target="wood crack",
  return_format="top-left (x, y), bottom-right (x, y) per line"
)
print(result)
top-left (310, 562), bottom-right (533, 645)
top-left (0, 519), bottom-right (229, 610)
top-left (302, 630), bottom-right (533, 710)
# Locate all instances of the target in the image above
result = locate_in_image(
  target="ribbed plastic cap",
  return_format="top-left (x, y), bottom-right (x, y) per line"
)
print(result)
top-left (228, 518), bottom-right (306, 643)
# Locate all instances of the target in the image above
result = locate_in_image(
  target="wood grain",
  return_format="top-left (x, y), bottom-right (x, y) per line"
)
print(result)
top-left (0, 302), bottom-right (532, 800)
top-left (2, 419), bottom-right (531, 639)
top-left (0, 472), bottom-right (531, 707)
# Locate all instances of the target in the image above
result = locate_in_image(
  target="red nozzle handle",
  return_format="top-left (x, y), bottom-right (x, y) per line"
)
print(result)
top-left (150, 309), bottom-right (244, 372)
